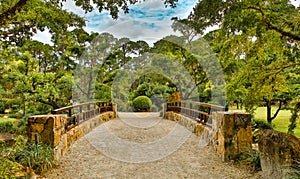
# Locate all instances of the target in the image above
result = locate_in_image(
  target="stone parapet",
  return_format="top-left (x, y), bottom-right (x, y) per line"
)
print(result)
top-left (212, 112), bottom-right (252, 162)
top-left (28, 111), bottom-right (116, 160)
top-left (164, 111), bottom-right (253, 162)
top-left (164, 111), bottom-right (212, 145)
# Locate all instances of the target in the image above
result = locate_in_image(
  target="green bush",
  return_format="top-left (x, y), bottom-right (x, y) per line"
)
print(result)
top-left (16, 113), bottom-right (33, 134)
top-left (0, 136), bottom-right (55, 177)
top-left (151, 105), bottom-right (158, 112)
top-left (252, 119), bottom-right (274, 143)
top-left (16, 142), bottom-right (55, 174)
top-left (0, 121), bottom-right (18, 133)
top-left (238, 147), bottom-right (261, 172)
top-left (132, 96), bottom-right (152, 112)
top-left (252, 119), bottom-right (273, 130)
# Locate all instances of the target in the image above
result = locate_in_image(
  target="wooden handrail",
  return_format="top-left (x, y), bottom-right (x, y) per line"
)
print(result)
top-left (165, 100), bottom-right (225, 125)
top-left (51, 101), bottom-right (114, 131)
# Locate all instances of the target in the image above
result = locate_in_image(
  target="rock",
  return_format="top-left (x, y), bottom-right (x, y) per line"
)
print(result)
top-left (258, 129), bottom-right (300, 179)
top-left (212, 112), bottom-right (252, 162)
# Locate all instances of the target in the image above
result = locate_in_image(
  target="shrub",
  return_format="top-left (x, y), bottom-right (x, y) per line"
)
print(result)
top-left (132, 96), bottom-right (152, 112)
top-left (151, 105), bottom-right (158, 112)
top-left (16, 113), bottom-right (33, 134)
top-left (0, 121), bottom-right (18, 133)
top-left (252, 119), bottom-right (273, 130)
top-left (0, 136), bottom-right (55, 177)
top-left (252, 119), bottom-right (273, 143)
top-left (16, 142), bottom-right (55, 174)
top-left (238, 147), bottom-right (261, 172)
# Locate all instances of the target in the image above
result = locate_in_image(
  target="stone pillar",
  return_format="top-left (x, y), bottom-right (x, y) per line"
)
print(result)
top-left (28, 115), bottom-right (67, 146)
top-left (258, 129), bottom-right (300, 178)
top-left (212, 112), bottom-right (252, 162)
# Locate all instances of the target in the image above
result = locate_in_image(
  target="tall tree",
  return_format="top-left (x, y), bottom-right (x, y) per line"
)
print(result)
top-left (186, 0), bottom-right (300, 123)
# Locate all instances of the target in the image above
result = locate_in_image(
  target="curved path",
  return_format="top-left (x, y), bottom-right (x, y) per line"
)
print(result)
top-left (46, 112), bottom-right (260, 178)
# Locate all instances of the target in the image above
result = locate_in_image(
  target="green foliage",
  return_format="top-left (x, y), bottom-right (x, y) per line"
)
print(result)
top-left (187, 0), bottom-right (300, 123)
top-left (239, 148), bottom-right (261, 172)
top-left (151, 105), bottom-right (158, 112)
top-left (0, 121), bottom-right (18, 133)
top-left (252, 119), bottom-right (274, 143)
top-left (16, 142), bottom-right (55, 174)
top-left (0, 136), bottom-right (28, 178)
top-left (0, 136), bottom-right (55, 176)
top-left (252, 119), bottom-right (274, 130)
top-left (288, 98), bottom-right (300, 134)
top-left (132, 96), bottom-right (152, 112)
top-left (95, 83), bottom-right (112, 102)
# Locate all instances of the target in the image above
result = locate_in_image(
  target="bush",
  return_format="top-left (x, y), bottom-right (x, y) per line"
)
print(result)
top-left (0, 121), bottom-right (18, 133)
top-left (132, 96), bottom-right (152, 112)
top-left (252, 119), bottom-right (273, 130)
top-left (0, 136), bottom-right (55, 177)
top-left (16, 142), bottom-right (55, 174)
top-left (239, 147), bottom-right (261, 172)
top-left (151, 105), bottom-right (158, 112)
top-left (252, 119), bottom-right (273, 143)
top-left (16, 113), bottom-right (33, 134)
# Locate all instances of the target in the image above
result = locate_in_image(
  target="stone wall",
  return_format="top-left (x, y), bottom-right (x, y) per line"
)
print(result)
top-left (28, 111), bottom-right (116, 160)
top-left (212, 112), bottom-right (252, 162)
top-left (258, 129), bottom-right (300, 178)
top-left (164, 111), bottom-right (253, 162)
top-left (164, 111), bottom-right (211, 137)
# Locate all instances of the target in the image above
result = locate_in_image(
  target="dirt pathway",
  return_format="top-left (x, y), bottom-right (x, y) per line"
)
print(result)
top-left (45, 112), bottom-right (261, 178)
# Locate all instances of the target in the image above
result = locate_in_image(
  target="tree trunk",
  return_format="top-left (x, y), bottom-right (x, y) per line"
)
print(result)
top-left (266, 100), bottom-right (282, 124)
top-left (266, 101), bottom-right (272, 123)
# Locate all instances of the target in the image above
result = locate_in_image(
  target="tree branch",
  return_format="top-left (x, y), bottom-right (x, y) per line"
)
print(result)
top-left (247, 6), bottom-right (300, 41)
top-left (76, 84), bottom-right (89, 96)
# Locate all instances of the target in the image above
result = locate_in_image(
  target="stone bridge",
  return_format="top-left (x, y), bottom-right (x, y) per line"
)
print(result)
top-left (27, 101), bottom-right (299, 178)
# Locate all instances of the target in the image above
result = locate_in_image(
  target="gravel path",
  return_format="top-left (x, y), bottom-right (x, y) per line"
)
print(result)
top-left (45, 112), bottom-right (261, 178)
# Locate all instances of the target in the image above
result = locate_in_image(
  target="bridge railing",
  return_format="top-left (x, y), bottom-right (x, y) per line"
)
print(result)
top-left (165, 100), bottom-right (225, 127)
top-left (51, 101), bottom-right (113, 131)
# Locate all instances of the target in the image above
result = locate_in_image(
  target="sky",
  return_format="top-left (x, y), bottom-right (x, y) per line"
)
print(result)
top-left (33, 0), bottom-right (197, 46)
top-left (33, 0), bottom-right (300, 46)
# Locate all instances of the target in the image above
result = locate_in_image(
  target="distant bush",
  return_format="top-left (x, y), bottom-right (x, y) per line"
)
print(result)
top-left (132, 96), bottom-right (152, 112)
top-left (151, 105), bottom-right (158, 112)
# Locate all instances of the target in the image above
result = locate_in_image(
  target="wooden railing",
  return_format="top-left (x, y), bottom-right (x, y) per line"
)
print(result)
top-left (51, 102), bottom-right (114, 131)
top-left (165, 100), bottom-right (225, 127)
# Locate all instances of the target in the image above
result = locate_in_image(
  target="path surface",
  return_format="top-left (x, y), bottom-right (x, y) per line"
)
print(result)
top-left (45, 112), bottom-right (261, 178)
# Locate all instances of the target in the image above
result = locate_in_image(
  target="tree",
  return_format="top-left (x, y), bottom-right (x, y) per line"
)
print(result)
top-left (0, 0), bottom-right (88, 115)
top-left (0, 0), bottom-right (178, 26)
top-left (186, 0), bottom-right (300, 123)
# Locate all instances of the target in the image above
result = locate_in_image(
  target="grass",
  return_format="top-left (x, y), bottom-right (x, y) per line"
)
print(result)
top-left (230, 106), bottom-right (300, 138)
top-left (0, 117), bottom-right (17, 124)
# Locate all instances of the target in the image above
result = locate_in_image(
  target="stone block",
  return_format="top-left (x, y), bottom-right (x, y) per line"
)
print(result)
top-left (195, 124), bottom-right (204, 136)
top-left (31, 123), bottom-right (45, 133)
top-left (212, 112), bottom-right (252, 162)
top-left (258, 129), bottom-right (300, 178)
top-left (61, 134), bottom-right (68, 156)
top-left (53, 128), bottom-right (62, 147)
